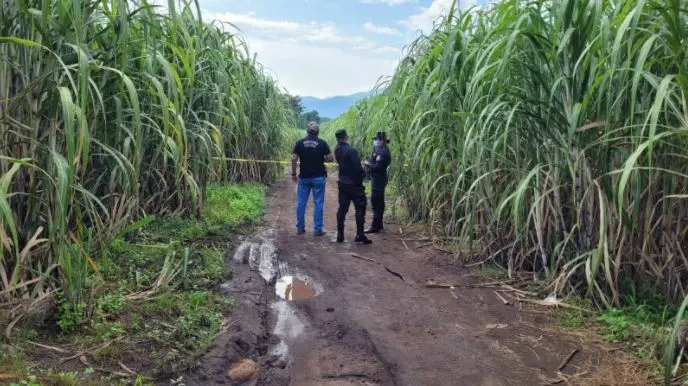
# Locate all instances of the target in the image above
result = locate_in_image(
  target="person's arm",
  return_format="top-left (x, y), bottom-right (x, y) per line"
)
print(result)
top-left (291, 142), bottom-right (300, 181)
top-left (291, 153), bottom-right (299, 176)
top-left (323, 141), bottom-right (334, 163)
top-left (349, 148), bottom-right (365, 184)
top-left (363, 147), bottom-right (377, 166)
top-left (351, 149), bottom-right (364, 174)
top-left (367, 150), bottom-right (389, 172)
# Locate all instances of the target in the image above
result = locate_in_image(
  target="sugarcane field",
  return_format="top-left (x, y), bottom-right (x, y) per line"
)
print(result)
top-left (2, 0), bottom-right (688, 385)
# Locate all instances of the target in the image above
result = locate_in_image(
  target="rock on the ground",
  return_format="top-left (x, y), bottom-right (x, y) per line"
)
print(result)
top-left (266, 354), bottom-right (287, 369)
top-left (228, 359), bottom-right (259, 381)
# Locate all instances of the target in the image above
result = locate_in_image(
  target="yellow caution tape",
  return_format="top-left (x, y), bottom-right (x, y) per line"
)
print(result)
top-left (213, 157), bottom-right (338, 166)
top-left (213, 157), bottom-right (405, 169)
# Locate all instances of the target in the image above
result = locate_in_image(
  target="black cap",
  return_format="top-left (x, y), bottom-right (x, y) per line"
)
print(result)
top-left (335, 129), bottom-right (348, 140)
top-left (372, 131), bottom-right (389, 143)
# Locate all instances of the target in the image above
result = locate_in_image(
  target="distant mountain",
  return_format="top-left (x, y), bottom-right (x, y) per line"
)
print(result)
top-left (301, 92), bottom-right (370, 119)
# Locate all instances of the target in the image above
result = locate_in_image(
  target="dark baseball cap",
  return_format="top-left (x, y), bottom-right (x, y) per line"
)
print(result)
top-left (335, 129), bottom-right (348, 139)
top-left (372, 131), bottom-right (389, 142)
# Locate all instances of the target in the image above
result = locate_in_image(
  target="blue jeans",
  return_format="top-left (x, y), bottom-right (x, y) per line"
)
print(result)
top-left (296, 176), bottom-right (326, 232)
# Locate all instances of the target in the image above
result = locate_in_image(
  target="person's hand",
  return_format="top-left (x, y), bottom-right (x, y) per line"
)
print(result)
top-left (362, 160), bottom-right (369, 166)
top-left (291, 174), bottom-right (298, 183)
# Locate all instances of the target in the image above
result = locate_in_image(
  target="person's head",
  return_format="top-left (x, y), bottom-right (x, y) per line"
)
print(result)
top-left (373, 131), bottom-right (389, 147)
top-left (307, 121), bottom-right (320, 136)
top-left (335, 129), bottom-right (348, 143)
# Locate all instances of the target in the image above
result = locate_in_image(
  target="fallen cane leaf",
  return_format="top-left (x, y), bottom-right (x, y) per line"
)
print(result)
top-left (119, 362), bottom-right (136, 375)
top-left (557, 349), bottom-right (578, 371)
top-left (28, 341), bottom-right (71, 354)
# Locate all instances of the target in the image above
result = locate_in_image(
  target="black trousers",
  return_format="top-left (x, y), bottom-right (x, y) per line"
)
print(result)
top-left (370, 188), bottom-right (385, 229)
top-left (337, 182), bottom-right (367, 237)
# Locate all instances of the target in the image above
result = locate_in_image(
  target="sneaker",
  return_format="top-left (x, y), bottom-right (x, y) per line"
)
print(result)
top-left (336, 235), bottom-right (344, 243)
top-left (354, 235), bottom-right (372, 244)
top-left (297, 229), bottom-right (305, 235)
top-left (363, 228), bottom-right (380, 234)
top-left (314, 230), bottom-right (325, 237)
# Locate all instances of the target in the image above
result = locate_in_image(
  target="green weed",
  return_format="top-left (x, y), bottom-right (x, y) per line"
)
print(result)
top-left (203, 184), bottom-right (266, 229)
top-left (180, 248), bottom-right (228, 290)
top-left (479, 264), bottom-right (508, 280)
top-left (47, 371), bottom-right (79, 386)
top-left (0, 344), bottom-right (29, 375)
top-left (98, 291), bottom-right (125, 314)
top-left (9, 375), bottom-right (40, 386)
top-left (139, 183), bottom-right (266, 241)
top-left (142, 217), bottom-right (209, 242)
top-left (56, 293), bottom-right (87, 332)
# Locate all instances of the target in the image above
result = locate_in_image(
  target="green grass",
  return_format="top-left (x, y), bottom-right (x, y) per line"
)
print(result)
top-left (554, 292), bottom-right (684, 369)
top-left (478, 264), bottom-right (509, 280)
top-left (140, 184), bottom-right (266, 242)
top-left (203, 184), bottom-right (266, 228)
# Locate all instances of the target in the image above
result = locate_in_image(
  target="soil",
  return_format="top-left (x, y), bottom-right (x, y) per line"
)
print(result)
top-left (178, 173), bottom-right (649, 386)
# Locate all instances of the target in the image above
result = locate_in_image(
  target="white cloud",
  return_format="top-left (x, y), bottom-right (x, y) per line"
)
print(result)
top-left (359, 0), bottom-right (412, 5)
top-left (246, 38), bottom-right (398, 97)
top-left (374, 46), bottom-right (400, 53)
top-left (205, 11), bottom-right (366, 45)
top-left (198, 11), bottom-right (399, 97)
top-left (363, 22), bottom-right (402, 36)
top-left (403, 0), bottom-right (477, 32)
top-left (353, 41), bottom-right (400, 54)
top-left (303, 25), bottom-right (366, 44)
top-left (206, 12), bottom-right (301, 32)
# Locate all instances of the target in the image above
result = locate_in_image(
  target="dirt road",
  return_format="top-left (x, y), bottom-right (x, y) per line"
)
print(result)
top-left (182, 173), bottom-right (632, 386)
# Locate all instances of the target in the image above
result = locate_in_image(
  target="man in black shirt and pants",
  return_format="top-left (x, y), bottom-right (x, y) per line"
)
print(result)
top-left (363, 131), bottom-right (392, 233)
top-left (334, 129), bottom-right (372, 244)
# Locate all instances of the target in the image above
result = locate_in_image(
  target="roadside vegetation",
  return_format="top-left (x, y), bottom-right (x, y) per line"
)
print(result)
top-left (0, 183), bottom-right (266, 385)
top-left (327, 0), bottom-right (688, 382)
top-left (1, 0), bottom-right (288, 383)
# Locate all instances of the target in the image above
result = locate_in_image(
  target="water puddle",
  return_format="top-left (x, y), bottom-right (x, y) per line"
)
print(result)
top-left (271, 301), bottom-right (305, 339)
top-left (231, 228), bottom-right (322, 362)
top-left (275, 275), bottom-right (316, 300)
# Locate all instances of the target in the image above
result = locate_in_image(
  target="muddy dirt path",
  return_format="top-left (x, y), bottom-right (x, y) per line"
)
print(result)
top-left (182, 173), bottom-right (627, 386)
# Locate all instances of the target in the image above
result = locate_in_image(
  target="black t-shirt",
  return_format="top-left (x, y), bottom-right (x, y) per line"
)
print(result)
top-left (293, 134), bottom-right (331, 178)
top-left (334, 142), bottom-right (364, 186)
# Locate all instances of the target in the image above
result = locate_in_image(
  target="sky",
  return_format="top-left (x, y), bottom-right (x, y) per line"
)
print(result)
top-left (192, 0), bottom-right (487, 98)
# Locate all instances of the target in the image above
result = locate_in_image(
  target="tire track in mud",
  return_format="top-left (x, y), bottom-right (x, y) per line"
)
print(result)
top-left (181, 187), bottom-right (396, 385)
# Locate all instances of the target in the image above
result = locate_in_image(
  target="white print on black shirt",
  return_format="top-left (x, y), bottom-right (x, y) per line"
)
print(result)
top-left (303, 140), bottom-right (319, 148)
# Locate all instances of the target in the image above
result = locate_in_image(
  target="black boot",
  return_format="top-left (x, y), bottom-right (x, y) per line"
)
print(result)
top-left (355, 234), bottom-right (372, 244)
top-left (336, 224), bottom-right (344, 243)
top-left (364, 221), bottom-right (381, 234)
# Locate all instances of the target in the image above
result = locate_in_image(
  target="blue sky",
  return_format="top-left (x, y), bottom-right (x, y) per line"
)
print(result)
top-left (197, 0), bottom-right (486, 98)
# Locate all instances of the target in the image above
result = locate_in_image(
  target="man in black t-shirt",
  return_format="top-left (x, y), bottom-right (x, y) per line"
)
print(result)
top-left (291, 122), bottom-right (334, 236)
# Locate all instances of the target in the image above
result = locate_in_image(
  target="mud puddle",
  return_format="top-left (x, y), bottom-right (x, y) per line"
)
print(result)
top-left (275, 275), bottom-right (318, 300)
top-left (231, 229), bottom-right (320, 363)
